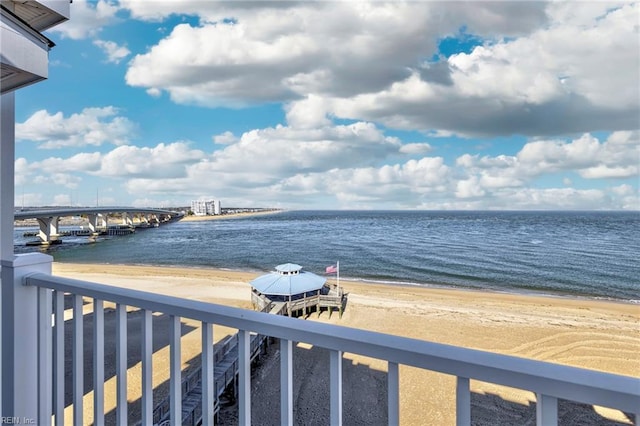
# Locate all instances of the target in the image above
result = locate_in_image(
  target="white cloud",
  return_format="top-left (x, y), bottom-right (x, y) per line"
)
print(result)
top-left (517, 132), bottom-right (639, 178)
top-left (456, 177), bottom-right (486, 199)
top-left (399, 143), bottom-right (432, 155)
top-left (35, 152), bottom-right (103, 173)
top-left (53, 194), bottom-right (72, 206)
top-left (146, 88), bottom-right (162, 97)
top-left (331, 3), bottom-right (640, 136)
top-left (116, 121), bottom-right (447, 207)
top-left (123, 155), bottom-right (453, 210)
top-left (213, 131), bottom-right (237, 145)
top-left (493, 187), bottom-right (611, 210)
top-left (456, 132), bottom-right (639, 194)
top-left (13, 1), bottom-right (637, 211)
top-left (49, 0), bottom-right (120, 40)
top-left (14, 158), bottom-right (31, 186)
top-left (611, 184), bottom-right (635, 197)
top-left (121, 2), bottom-right (637, 138)
top-left (203, 121), bottom-right (402, 182)
top-left (15, 193), bottom-right (43, 208)
top-left (15, 143), bottom-right (205, 204)
top-left (131, 198), bottom-right (178, 209)
top-left (41, 172), bottom-right (81, 189)
top-left (16, 107), bottom-right (136, 149)
top-left (97, 142), bottom-right (206, 178)
top-left (93, 40), bottom-right (131, 64)
top-left (284, 96), bottom-right (331, 129)
top-left (124, 2), bottom-right (547, 108)
top-left (18, 128), bottom-right (638, 210)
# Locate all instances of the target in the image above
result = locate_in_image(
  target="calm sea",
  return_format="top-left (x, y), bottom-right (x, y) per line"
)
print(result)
top-left (14, 210), bottom-right (640, 302)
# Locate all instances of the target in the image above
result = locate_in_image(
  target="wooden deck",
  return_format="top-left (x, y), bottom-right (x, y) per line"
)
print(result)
top-left (251, 285), bottom-right (346, 318)
top-left (152, 327), bottom-right (269, 425)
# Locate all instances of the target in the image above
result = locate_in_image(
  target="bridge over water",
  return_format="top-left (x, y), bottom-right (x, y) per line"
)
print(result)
top-left (15, 207), bottom-right (184, 245)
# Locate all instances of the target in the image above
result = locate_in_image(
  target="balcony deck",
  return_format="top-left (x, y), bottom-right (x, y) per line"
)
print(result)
top-left (1, 253), bottom-right (638, 425)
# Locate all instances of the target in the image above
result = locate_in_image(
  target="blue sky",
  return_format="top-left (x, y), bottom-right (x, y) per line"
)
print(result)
top-left (14, 1), bottom-right (640, 210)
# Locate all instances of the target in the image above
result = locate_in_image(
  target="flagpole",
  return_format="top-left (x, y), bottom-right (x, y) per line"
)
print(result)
top-left (337, 260), bottom-right (340, 295)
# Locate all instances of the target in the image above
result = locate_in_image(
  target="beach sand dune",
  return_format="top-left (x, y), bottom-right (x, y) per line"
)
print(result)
top-left (52, 263), bottom-right (639, 425)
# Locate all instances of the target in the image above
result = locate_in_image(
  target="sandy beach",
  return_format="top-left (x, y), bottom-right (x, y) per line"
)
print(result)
top-left (51, 262), bottom-right (639, 425)
top-left (179, 210), bottom-right (284, 222)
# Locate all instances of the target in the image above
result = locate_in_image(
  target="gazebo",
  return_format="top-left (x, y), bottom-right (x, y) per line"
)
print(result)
top-left (250, 263), bottom-right (344, 317)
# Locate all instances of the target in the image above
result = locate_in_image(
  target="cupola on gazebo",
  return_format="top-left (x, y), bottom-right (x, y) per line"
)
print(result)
top-left (250, 263), bottom-right (344, 317)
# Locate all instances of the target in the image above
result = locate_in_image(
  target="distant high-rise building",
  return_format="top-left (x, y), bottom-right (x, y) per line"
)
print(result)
top-left (191, 199), bottom-right (220, 216)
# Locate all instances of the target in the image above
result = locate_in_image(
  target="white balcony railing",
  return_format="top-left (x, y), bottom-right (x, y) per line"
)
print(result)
top-left (3, 253), bottom-right (639, 425)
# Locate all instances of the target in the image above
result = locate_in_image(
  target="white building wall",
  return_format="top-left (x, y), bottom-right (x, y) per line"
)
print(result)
top-left (191, 199), bottom-right (220, 216)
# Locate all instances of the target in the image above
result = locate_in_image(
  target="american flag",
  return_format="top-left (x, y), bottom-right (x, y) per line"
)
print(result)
top-left (325, 264), bottom-right (338, 274)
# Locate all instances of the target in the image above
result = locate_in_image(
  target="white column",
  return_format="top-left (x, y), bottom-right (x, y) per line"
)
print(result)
top-left (50, 216), bottom-right (59, 240)
top-left (87, 214), bottom-right (98, 234)
top-left (0, 92), bottom-right (15, 260)
top-left (37, 216), bottom-right (59, 244)
top-left (99, 214), bottom-right (108, 228)
top-left (0, 90), bottom-right (15, 420)
top-left (1, 253), bottom-right (53, 421)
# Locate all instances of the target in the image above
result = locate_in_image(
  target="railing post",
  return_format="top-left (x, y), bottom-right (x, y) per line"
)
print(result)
top-left (387, 362), bottom-right (399, 426)
top-left (536, 393), bottom-right (558, 426)
top-left (115, 303), bottom-right (128, 425)
top-left (141, 310), bottom-right (153, 425)
top-left (53, 291), bottom-right (65, 426)
top-left (238, 330), bottom-right (251, 425)
top-left (73, 294), bottom-right (84, 425)
top-left (37, 286), bottom-right (53, 425)
top-left (201, 322), bottom-right (214, 426)
top-left (456, 377), bottom-right (471, 426)
top-left (1, 253), bottom-right (52, 423)
top-left (169, 315), bottom-right (181, 426)
top-left (281, 339), bottom-right (293, 426)
top-left (93, 300), bottom-right (105, 426)
top-left (330, 350), bottom-right (343, 426)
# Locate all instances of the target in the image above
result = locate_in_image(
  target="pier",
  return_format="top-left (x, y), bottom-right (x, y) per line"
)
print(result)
top-left (151, 332), bottom-right (270, 426)
top-left (150, 265), bottom-right (345, 425)
top-left (151, 307), bottom-right (278, 425)
top-left (252, 285), bottom-right (345, 318)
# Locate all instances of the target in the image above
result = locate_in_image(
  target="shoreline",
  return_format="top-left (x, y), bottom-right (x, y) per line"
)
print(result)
top-left (179, 209), bottom-right (285, 222)
top-left (54, 260), bottom-right (638, 305)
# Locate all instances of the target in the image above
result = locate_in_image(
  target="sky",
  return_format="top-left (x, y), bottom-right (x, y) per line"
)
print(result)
top-left (13, 0), bottom-right (640, 210)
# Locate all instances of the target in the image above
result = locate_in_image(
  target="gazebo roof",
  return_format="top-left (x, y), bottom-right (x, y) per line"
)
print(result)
top-left (250, 263), bottom-right (327, 296)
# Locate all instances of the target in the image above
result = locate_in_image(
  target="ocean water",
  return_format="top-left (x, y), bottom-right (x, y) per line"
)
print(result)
top-left (14, 210), bottom-right (640, 302)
